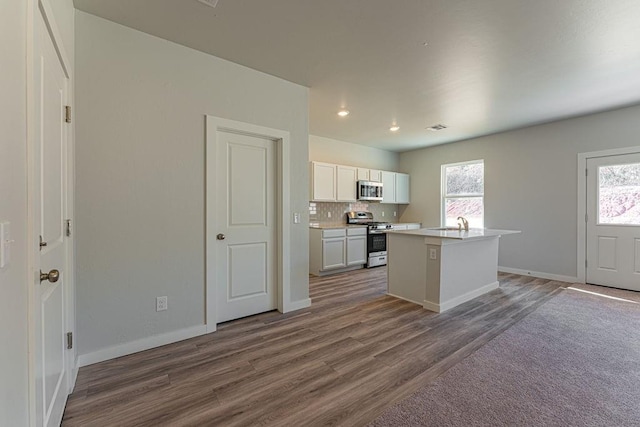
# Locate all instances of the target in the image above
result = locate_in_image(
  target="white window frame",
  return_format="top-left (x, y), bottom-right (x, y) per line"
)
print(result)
top-left (441, 159), bottom-right (485, 227)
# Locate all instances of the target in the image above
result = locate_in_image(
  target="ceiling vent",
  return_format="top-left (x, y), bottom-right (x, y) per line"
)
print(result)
top-left (198, 0), bottom-right (219, 7)
top-left (427, 124), bottom-right (447, 131)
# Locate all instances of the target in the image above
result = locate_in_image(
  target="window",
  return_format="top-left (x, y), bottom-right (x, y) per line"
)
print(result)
top-left (442, 160), bottom-right (484, 228)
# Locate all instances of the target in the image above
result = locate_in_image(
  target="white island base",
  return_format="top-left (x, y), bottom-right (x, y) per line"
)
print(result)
top-left (387, 228), bottom-right (519, 313)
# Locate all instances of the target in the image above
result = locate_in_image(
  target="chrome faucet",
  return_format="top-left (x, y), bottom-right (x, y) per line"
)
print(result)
top-left (457, 216), bottom-right (469, 232)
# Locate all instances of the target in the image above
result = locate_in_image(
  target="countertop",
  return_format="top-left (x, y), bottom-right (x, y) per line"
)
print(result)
top-left (388, 228), bottom-right (521, 240)
top-left (309, 222), bottom-right (420, 229)
top-left (309, 223), bottom-right (367, 229)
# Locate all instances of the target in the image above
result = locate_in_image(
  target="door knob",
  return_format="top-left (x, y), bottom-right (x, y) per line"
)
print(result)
top-left (216, 233), bottom-right (226, 240)
top-left (40, 269), bottom-right (60, 283)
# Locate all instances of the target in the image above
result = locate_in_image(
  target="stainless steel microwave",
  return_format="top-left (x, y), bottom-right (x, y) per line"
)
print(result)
top-left (357, 180), bottom-right (383, 201)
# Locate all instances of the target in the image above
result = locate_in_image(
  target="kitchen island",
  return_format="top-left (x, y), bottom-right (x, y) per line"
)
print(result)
top-left (387, 228), bottom-right (520, 313)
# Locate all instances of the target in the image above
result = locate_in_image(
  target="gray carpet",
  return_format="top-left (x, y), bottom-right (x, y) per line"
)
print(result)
top-left (370, 287), bottom-right (640, 426)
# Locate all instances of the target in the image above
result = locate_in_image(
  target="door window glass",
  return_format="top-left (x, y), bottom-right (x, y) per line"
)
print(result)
top-left (598, 163), bottom-right (640, 225)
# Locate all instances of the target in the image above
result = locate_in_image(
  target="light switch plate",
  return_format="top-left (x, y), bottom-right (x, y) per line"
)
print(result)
top-left (293, 213), bottom-right (300, 224)
top-left (429, 248), bottom-right (437, 260)
top-left (0, 222), bottom-right (10, 269)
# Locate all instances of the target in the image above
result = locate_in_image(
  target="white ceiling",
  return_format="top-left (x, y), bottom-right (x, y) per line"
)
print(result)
top-left (73, 0), bottom-right (640, 152)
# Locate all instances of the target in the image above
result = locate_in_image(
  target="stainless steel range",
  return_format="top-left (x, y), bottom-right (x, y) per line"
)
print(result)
top-left (346, 211), bottom-right (391, 268)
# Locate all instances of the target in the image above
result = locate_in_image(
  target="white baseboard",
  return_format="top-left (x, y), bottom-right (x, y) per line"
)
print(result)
top-left (78, 324), bottom-right (208, 367)
top-left (284, 298), bottom-right (311, 312)
top-left (70, 354), bottom-right (79, 392)
top-left (498, 266), bottom-right (577, 284)
top-left (422, 300), bottom-right (441, 313)
top-left (386, 292), bottom-right (423, 307)
top-left (423, 281), bottom-right (499, 313)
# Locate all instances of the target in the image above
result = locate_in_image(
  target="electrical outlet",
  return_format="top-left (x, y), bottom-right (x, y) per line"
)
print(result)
top-left (327, 212), bottom-right (331, 218)
top-left (381, 211), bottom-right (385, 217)
top-left (429, 248), bottom-right (437, 260)
top-left (293, 212), bottom-right (301, 224)
top-left (393, 211), bottom-right (397, 217)
top-left (156, 296), bottom-right (168, 312)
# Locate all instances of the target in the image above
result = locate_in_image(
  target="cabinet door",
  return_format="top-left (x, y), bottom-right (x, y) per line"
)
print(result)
top-left (312, 162), bottom-right (336, 201)
top-left (357, 168), bottom-right (369, 181)
top-left (381, 171), bottom-right (396, 203)
top-left (396, 173), bottom-right (410, 204)
top-left (347, 236), bottom-right (367, 266)
top-left (369, 169), bottom-right (382, 182)
top-left (336, 165), bottom-right (357, 201)
top-left (322, 238), bottom-right (346, 270)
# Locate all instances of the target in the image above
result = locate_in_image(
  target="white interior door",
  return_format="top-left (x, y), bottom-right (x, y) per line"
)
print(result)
top-left (586, 152), bottom-right (640, 291)
top-left (215, 130), bottom-right (277, 323)
top-left (33, 10), bottom-right (72, 427)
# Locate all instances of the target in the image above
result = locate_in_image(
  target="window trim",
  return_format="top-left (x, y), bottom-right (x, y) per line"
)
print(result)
top-left (441, 159), bottom-right (485, 227)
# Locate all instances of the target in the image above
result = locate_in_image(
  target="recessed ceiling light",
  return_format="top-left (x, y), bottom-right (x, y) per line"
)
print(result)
top-left (427, 124), bottom-right (448, 131)
top-left (389, 124), bottom-right (400, 132)
top-left (337, 109), bottom-right (350, 117)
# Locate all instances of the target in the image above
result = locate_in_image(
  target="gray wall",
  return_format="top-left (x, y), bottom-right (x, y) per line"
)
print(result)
top-left (0, 1), bottom-right (29, 424)
top-left (310, 134), bottom-right (400, 171)
top-left (399, 103), bottom-right (640, 278)
top-left (75, 12), bottom-right (309, 357)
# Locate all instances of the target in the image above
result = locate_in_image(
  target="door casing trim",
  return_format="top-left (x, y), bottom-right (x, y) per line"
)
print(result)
top-left (205, 116), bottom-right (292, 333)
top-left (577, 145), bottom-right (640, 284)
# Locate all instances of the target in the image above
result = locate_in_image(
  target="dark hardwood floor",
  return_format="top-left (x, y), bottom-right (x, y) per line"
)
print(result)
top-left (62, 268), bottom-right (566, 426)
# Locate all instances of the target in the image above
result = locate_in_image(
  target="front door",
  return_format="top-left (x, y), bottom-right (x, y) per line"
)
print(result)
top-left (32, 10), bottom-right (72, 427)
top-left (586, 152), bottom-right (640, 291)
top-left (215, 130), bottom-right (277, 323)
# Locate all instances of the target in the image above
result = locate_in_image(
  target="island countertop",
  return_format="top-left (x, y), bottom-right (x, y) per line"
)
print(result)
top-left (387, 227), bottom-right (521, 241)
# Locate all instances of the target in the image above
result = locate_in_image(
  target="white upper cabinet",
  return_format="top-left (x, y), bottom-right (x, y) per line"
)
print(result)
top-left (336, 165), bottom-right (357, 202)
top-left (357, 167), bottom-right (369, 181)
top-left (311, 162), bottom-right (336, 201)
top-left (369, 169), bottom-right (382, 182)
top-left (381, 171), bottom-right (396, 203)
top-left (396, 173), bottom-right (410, 204)
top-left (381, 171), bottom-right (410, 204)
top-left (311, 162), bottom-right (410, 204)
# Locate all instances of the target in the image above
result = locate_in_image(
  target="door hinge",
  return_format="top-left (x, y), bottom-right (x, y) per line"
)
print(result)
top-left (585, 259), bottom-right (588, 268)
top-left (585, 168), bottom-right (588, 176)
top-left (66, 332), bottom-right (73, 349)
top-left (39, 235), bottom-right (47, 250)
top-left (64, 105), bottom-right (71, 123)
top-left (65, 219), bottom-right (72, 237)
top-left (585, 213), bottom-right (588, 223)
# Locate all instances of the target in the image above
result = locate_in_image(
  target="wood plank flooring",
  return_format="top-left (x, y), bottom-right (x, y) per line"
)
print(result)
top-left (62, 268), bottom-right (566, 426)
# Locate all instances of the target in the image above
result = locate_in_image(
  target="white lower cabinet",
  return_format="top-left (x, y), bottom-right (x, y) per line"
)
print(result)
top-left (347, 228), bottom-right (367, 266)
top-left (322, 237), bottom-right (346, 270)
top-left (310, 227), bottom-right (367, 275)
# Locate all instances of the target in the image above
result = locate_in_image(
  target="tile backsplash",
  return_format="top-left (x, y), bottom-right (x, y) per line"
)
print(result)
top-left (309, 201), bottom-right (400, 224)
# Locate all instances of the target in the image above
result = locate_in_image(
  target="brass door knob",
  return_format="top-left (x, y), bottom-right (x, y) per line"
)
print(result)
top-left (40, 269), bottom-right (60, 283)
top-left (216, 233), bottom-right (226, 240)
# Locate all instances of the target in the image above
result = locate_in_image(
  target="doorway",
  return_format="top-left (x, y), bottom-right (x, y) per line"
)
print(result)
top-left (205, 116), bottom-right (292, 331)
top-left (579, 147), bottom-right (640, 291)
